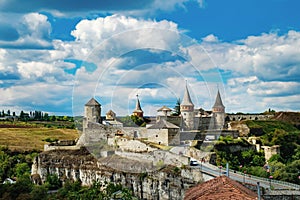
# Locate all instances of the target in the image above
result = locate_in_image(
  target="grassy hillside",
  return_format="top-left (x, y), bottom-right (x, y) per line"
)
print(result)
top-left (245, 120), bottom-right (300, 162)
top-left (0, 124), bottom-right (79, 151)
top-left (245, 120), bottom-right (299, 136)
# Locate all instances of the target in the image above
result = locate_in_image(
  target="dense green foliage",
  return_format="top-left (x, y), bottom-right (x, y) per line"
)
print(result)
top-left (215, 120), bottom-right (300, 184)
top-left (118, 115), bottom-right (147, 127)
top-left (48, 181), bottom-right (136, 200)
top-left (1, 177), bottom-right (136, 200)
top-left (130, 115), bottom-right (146, 127)
top-left (215, 136), bottom-right (265, 175)
top-left (246, 120), bottom-right (300, 163)
top-left (246, 120), bottom-right (299, 137)
top-left (0, 147), bottom-right (38, 183)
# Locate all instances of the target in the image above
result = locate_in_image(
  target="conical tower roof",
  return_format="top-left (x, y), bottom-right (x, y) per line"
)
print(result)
top-left (213, 90), bottom-right (225, 108)
top-left (85, 97), bottom-right (101, 106)
top-left (181, 84), bottom-right (194, 106)
top-left (133, 95), bottom-right (143, 113)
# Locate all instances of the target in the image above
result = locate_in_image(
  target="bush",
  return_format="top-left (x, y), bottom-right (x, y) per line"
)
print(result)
top-left (45, 174), bottom-right (62, 190)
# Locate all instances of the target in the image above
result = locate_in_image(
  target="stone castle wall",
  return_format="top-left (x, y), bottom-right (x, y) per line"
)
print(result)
top-left (107, 137), bottom-right (157, 153)
top-left (115, 150), bottom-right (190, 167)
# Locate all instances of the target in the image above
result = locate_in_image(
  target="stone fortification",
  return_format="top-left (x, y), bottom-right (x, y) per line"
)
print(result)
top-left (32, 147), bottom-right (203, 200)
top-left (107, 137), bottom-right (157, 152)
top-left (115, 150), bottom-right (190, 167)
top-left (77, 122), bottom-right (118, 145)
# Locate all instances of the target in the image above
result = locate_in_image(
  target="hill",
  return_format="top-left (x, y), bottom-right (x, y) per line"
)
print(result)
top-left (273, 111), bottom-right (300, 128)
top-left (0, 121), bottom-right (79, 151)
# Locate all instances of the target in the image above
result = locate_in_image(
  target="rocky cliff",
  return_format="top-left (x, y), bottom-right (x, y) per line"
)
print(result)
top-left (32, 147), bottom-right (203, 200)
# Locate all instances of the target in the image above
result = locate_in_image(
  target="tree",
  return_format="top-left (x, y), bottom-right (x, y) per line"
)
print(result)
top-left (43, 113), bottom-right (49, 121)
top-left (30, 185), bottom-right (48, 200)
top-left (15, 163), bottom-right (30, 178)
top-left (49, 115), bottom-right (56, 121)
top-left (7, 110), bottom-right (10, 116)
top-left (171, 98), bottom-right (181, 116)
top-left (45, 174), bottom-right (62, 190)
top-left (130, 115), bottom-right (145, 127)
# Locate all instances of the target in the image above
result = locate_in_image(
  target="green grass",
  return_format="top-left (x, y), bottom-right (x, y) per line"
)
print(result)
top-left (245, 120), bottom-right (299, 135)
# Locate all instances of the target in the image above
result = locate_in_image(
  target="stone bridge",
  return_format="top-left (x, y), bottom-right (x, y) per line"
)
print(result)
top-left (226, 114), bottom-right (274, 121)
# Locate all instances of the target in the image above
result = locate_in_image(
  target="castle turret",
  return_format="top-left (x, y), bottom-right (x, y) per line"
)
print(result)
top-left (132, 95), bottom-right (143, 118)
top-left (180, 83), bottom-right (194, 130)
top-left (212, 90), bottom-right (225, 129)
top-left (83, 97), bottom-right (101, 128)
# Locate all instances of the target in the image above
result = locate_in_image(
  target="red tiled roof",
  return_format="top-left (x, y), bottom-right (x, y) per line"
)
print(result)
top-left (184, 176), bottom-right (261, 200)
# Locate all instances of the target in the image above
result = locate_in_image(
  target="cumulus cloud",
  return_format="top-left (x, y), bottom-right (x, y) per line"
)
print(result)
top-left (70, 14), bottom-right (180, 56)
top-left (0, 13), bottom-right (52, 48)
top-left (202, 34), bottom-right (219, 43)
top-left (1, 12), bottom-right (300, 115)
top-left (212, 30), bottom-right (300, 81)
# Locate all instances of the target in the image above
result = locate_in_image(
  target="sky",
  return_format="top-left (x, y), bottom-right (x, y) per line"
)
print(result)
top-left (0, 0), bottom-right (300, 116)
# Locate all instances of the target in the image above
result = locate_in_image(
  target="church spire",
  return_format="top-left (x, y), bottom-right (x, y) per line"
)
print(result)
top-left (181, 82), bottom-right (194, 106)
top-left (133, 94), bottom-right (143, 117)
top-left (135, 94), bottom-right (142, 111)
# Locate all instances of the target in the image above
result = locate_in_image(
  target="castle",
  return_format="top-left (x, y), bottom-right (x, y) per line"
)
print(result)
top-left (179, 84), bottom-right (225, 131)
top-left (78, 83), bottom-right (228, 147)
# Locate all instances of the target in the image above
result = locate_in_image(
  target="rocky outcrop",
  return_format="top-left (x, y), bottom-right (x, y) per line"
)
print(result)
top-left (32, 147), bottom-right (203, 200)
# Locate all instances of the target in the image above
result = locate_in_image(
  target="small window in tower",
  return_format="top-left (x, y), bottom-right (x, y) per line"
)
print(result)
top-left (156, 135), bottom-right (158, 137)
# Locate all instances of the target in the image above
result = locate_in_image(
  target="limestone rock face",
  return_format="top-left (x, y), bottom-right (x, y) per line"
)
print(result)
top-left (32, 147), bottom-right (203, 200)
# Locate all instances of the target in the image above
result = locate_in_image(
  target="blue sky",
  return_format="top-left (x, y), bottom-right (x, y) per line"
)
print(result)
top-left (0, 0), bottom-right (300, 116)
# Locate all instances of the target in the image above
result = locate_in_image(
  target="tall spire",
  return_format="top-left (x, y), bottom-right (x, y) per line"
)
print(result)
top-left (135, 94), bottom-right (143, 111)
top-left (213, 90), bottom-right (225, 109)
top-left (133, 94), bottom-right (143, 117)
top-left (181, 82), bottom-right (194, 106)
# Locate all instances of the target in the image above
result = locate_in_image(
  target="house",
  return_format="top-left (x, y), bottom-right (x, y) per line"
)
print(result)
top-left (147, 119), bottom-right (180, 146)
top-left (184, 176), bottom-right (262, 200)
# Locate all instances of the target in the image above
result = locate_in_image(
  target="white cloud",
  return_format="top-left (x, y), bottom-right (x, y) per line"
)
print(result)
top-left (202, 34), bottom-right (219, 43)
top-left (247, 81), bottom-right (300, 97)
top-left (1, 12), bottom-right (300, 116)
top-left (0, 49), bottom-right (6, 60)
top-left (0, 13), bottom-right (52, 48)
top-left (17, 61), bottom-right (57, 79)
top-left (70, 15), bottom-right (180, 58)
top-left (63, 17), bottom-right (300, 115)
top-left (211, 30), bottom-right (300, 80)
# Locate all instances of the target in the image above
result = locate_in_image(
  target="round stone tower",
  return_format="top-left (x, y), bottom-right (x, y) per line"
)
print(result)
top-left (83, 97), bottom-right (101, 129)
top-left (180, 84), bottom-right (194, 130)
top-left (212, 90), bottom-right (225, 130)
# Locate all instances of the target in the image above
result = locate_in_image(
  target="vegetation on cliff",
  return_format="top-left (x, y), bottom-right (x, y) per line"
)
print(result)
top-left (215, 120), bottom-right (300, 184)
top-left (215, 136), bottom-right (266, 177)
top-left (0, 147), bottom-right (136, 199)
